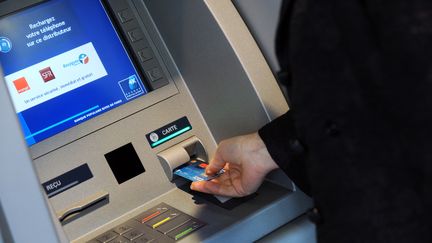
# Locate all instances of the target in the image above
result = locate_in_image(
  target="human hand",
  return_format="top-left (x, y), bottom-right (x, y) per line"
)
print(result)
top-left (190, 132), bottom-right (279, 197)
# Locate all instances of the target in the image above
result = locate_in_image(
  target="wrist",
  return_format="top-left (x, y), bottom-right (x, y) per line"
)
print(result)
top-left (246, 132), bottom-right (279, 173)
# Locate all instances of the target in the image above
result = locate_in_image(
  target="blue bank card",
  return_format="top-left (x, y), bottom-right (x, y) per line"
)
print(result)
top-left (174, 159), bottom-right (224, 182)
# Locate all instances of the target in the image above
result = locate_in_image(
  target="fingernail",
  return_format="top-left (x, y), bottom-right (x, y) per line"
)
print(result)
top-left (190, 183), bottom-right (195, 190)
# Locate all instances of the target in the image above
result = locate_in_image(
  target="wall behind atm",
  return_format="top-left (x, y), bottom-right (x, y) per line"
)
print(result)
top-left (234, 0), bottom-right (282, 73)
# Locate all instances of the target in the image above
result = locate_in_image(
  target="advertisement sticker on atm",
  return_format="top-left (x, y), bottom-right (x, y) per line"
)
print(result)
top-left (146, 117), bottom-right (192, 148)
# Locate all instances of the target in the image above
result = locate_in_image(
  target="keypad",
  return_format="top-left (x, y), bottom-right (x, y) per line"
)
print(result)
top-left (87, 203), bottom-right (205, 243)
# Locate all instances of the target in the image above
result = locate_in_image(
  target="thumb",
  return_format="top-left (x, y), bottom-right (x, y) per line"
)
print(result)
top-left (206, 137), bottom-right (243, 175)
top-left (206, 150), bottom-right (226, 175)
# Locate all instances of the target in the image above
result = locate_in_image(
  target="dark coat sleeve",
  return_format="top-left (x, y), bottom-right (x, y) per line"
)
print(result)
top-left (259, 0), bottom-right (311, 195)
top-left (258, 111), bottom-right (311, 195)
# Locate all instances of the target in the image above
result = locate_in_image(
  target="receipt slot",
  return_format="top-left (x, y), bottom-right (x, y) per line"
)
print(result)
top-left (0, 0), bottom-right (312, 242)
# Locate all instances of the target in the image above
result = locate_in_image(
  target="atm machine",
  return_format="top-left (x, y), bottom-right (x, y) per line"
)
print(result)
top-left (0, 0), bottom-right (312, 242)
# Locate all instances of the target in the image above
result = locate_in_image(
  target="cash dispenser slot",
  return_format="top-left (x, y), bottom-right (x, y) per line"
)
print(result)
top-left (157, 136), bottom-right (208, 181)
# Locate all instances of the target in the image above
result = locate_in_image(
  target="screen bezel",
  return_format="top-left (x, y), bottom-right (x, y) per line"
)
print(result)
top-left (0, 0), bottom-right (179, 159)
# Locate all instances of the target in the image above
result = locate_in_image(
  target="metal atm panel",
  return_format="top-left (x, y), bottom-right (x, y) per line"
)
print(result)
top-left (0, 0), bottom-right (312, 242)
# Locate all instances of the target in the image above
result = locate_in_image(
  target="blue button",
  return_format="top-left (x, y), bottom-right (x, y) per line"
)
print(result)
top-left (0, 37), bottom-right (12, 53)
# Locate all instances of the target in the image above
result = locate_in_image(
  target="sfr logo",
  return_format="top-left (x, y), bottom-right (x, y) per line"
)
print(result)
top-left (39, 67), bottom-right (56, 83)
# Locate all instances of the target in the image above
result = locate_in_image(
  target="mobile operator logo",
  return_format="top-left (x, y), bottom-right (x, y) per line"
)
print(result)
top-left (13, 77), bottom-right (30, 94)
top-left (0, 37), bottom-right (12, 53)
top-left (39, 67), bottom-right (56, 83)
top-left (79, 54), bottom-right (89, 64)
top-left (63, 53), bottom-right (90, 68)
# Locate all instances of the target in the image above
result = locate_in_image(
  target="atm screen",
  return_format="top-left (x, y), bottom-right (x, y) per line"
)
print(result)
top-left (0, 0), bottom-right (147, 146)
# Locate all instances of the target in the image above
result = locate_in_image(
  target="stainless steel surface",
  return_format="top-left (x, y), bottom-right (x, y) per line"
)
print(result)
top-left (233, 0), bottom-right (282, 73)
top-left (57, 191), bottom-right (109, 222)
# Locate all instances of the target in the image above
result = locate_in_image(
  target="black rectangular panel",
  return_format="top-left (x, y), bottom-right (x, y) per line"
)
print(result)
top-left (146, 117), bottom-right (192, 148)
top-left (104, 143), bottom-right (145, 184)
top-left (41, 163), bottom-right (93, 198)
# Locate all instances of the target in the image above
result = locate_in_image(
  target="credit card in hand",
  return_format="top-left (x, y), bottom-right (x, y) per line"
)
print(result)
top-left (174, 159), bottom-right (224, 182)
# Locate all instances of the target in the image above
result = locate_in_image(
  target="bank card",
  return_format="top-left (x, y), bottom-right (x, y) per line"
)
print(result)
top-left (174, 159), bottom-right (224, 182)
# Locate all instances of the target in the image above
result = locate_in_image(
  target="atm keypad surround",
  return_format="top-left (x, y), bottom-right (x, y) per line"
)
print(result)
top-left (89, 203), bottom-right (205, 243)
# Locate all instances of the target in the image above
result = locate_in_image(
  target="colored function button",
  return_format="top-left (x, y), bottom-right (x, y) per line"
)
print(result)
top-left (152, 217), bottom-right (171, 229)
top-left (137, 48), bottom-right (153, 63)
top-left (176, 222), bottom-right (202, 240)
top-left (143, 211), bottom-right (162, 223)
top-left (128, 29), bottom-right (144, 42)
top-left (167, 220), bottom-right (205, 240)
top-left (117, 9), bottom-right (134, 23)
top-left (137, 207), bottom-right (168, 223)
top-left (175, 227), bottom-right (194, 240)
top-left (151, 212), bottom-right (180, 229)
top-left (156, 214), bottom-right (192, 234)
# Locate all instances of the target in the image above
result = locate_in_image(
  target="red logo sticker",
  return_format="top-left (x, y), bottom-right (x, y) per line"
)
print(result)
top-left (13, 77), bottom-right (30, 94)
top-left (39, 67), bottom-right (56, 83)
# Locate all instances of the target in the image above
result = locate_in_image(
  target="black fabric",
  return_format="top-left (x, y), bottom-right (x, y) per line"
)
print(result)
top-left (258, 0), bottom-right (432, 242)
top-left (259, 112), bottom-right (310, 194)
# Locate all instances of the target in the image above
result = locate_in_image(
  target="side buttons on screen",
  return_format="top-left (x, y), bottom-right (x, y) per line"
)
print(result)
top-left (128, 29), bottom-right (144, 42)
top-left (137, 48), bottom-right (153, 63)
top-left (146, 68), bottom-right (163, 82)
top-left (117, 9), bottom-right (134, 23)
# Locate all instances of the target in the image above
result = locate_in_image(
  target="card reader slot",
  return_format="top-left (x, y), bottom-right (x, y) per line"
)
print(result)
top-left (157, 136), bottom-right (208, 181)
top-left (56, 191), bottom-right (109, 222)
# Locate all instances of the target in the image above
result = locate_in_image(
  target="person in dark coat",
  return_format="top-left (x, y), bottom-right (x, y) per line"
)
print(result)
top-left (191, 0), bottom-right (432, 242)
